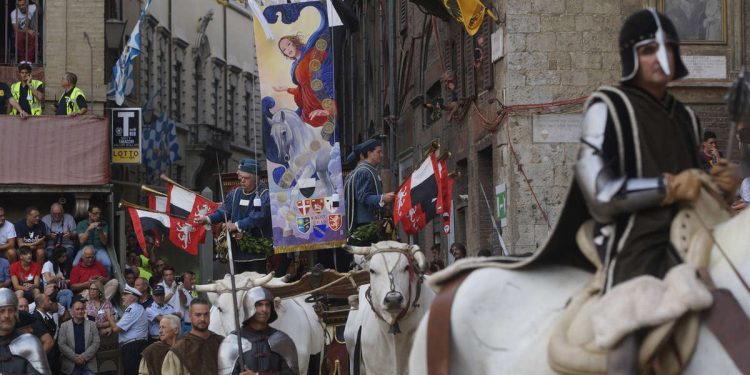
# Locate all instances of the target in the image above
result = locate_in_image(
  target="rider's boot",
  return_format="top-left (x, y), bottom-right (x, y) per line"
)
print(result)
top-left (607, 333), bottom-right (638, 375)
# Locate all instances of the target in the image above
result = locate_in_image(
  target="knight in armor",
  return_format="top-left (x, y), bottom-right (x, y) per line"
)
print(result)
top-left (576, 8), bottom-right (738, 373)
top-left (218, 287), bottom-right (299, 375)
top-left (0, 287), bottom-right (50, 374)
top-left (204, 159), bottom-right (272, 274)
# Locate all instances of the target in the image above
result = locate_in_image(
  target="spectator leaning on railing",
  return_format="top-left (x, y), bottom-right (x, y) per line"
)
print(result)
top-left (10, 0), bottom-right (40, 63)
top-left (0, 81), bottom-right (28, 116)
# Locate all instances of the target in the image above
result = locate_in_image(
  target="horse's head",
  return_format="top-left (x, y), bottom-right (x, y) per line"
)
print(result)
top-left (270, 110), bottom-right (293, 162)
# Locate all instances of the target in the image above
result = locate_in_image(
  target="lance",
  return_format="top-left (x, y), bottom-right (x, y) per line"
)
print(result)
top-left (726, 67), bottom-right (750, 161)
top-left (215, 153), bottom-right (246, 371)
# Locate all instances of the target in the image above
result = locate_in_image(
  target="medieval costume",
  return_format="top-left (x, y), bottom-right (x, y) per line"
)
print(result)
top-left (161, 331), bottom-right (224, 375)
top-left (139, 340), bottom-right (170, 375)
top-left (207, 159), bottom-right (272, 273)
top-left (575, 9), bottom-right (699, 290)
top-left (218, 288), bottom-right (299, 375)
top-left (344, 139), bottom-right (386, 232)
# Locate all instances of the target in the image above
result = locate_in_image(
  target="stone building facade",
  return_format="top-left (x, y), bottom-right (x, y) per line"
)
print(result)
top-left (115, 0), bottom-right (263, 198)
top-left (344, 0), bottom-right (748, 258)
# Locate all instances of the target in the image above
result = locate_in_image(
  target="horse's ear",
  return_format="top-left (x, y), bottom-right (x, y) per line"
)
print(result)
top-left (280, 111), bottom-right (285, 122)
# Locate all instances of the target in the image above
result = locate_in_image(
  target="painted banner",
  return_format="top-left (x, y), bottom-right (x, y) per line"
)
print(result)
top-left (254, 1), bottom-right (347, 253)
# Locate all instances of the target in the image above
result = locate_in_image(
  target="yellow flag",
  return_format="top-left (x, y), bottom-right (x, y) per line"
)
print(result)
top-left (442, 0), bottom-right (497, 36)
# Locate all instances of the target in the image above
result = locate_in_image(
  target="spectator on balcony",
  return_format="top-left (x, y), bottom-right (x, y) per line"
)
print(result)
top-left (0, 207), bottom-right (17, 263)
top-left (10, 0), bottom-right (40, 63)
top-left (15, 206), bottom-right (48, 264)
top-left (0, 81), bottom-right (28, 116)
top-left (10, 62), bottom-right (44, 116)
top-left (74, 205), bottom-right (112, 273)
top-left (56, 72), bottom-right (87, 116)
top-left (42, 203), bottom-right (77, 260)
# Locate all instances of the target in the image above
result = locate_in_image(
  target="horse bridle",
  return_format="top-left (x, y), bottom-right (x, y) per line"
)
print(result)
top-left (364, 248), bottom-right (424, 334)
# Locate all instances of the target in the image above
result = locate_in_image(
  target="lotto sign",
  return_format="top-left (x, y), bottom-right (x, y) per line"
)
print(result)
top-left (111, 108), bottom-right (142, 164)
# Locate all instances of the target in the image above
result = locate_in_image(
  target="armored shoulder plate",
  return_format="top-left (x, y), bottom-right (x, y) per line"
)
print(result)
top-left (269, 331), bottom-right (299, 374)
top-left (217, 333), bottom-right (253, 375)
top-left (9, 333), bottom-right (50, 375)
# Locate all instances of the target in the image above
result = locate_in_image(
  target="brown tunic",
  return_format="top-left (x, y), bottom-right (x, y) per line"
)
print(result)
top-left (611, 85), bottom-right (700, 285)
top-left (139, 341), bottom-right (170, 375)
top-left (164, 332), bottom-right (224, 375)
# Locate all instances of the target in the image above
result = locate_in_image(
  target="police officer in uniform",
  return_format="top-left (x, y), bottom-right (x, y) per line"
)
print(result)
top-left (204, 159), bottom-right (271, 274)
top-left (574, 8), bottom-right (738, 373)
top-left (0, 288), bottom-right (49, 374)
top-left (106, 284), bottom-right (149, 375)
top-left (218, 287), bottom-right (298, 375)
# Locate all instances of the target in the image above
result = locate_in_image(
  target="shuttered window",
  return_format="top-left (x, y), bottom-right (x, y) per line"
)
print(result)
top-left (462, 31), bottom-right (476, 98)
top-left (478, 20), bottom-right (493, 91)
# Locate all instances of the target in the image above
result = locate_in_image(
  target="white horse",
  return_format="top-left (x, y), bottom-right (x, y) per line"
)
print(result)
top-left (269, 108), bottom-right (334, 195)
top-left (409, 190), bottom-right (750, 374)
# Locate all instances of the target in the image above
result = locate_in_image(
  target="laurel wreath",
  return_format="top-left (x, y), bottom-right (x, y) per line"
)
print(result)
top-left (347, 223), bottom-right (385, 246)
top-left (236, 236), bottom-right (274, 255)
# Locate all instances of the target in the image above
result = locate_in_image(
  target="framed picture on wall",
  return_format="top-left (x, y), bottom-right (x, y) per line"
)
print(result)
top-left (661, 0), bottom-right (726, 44)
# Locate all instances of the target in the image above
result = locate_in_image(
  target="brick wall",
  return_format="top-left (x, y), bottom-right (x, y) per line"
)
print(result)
top-left (44, 0), bottom-right (106, 115)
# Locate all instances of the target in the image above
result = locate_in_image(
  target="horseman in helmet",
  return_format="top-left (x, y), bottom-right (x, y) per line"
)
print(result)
top-left (218, 287), bottom-right (299, 375)
top-left (0, 287), bottom-right (50, 374)
top-left (576, 8), bottom-right (738, 373)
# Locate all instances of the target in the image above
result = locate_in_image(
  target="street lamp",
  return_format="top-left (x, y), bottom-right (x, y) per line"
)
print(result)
top-left (105, 18), bottom-right (127, 51)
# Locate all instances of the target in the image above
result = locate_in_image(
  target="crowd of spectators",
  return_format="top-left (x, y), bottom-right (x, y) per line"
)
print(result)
top-left (0, 203), bottom-right (205, 374)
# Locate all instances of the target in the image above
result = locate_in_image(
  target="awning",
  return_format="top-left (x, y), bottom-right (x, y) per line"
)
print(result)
top-left (0, 116), bottom-right (110, 185)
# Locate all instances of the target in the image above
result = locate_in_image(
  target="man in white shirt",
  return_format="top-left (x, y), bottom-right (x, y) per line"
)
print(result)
top-left (10, 0), bottom-right (40, 63)
top-left (0, 207), bottom-right (16, 262)
top-left (41, 203), bottom-right (77, 259)
top-left (158, 266), bottom-right (185, 313)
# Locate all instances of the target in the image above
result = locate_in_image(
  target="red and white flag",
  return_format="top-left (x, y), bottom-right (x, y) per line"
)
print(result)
top-left (393, 152), bottom-right (444, 234)
top-left (437, 158), bottom-right (454, 234)
top-left (147, 193), bottom-right (168, 212)
top-left (166, 182), bottom-right (219, 224)
top-left (127, 206), bottom-right (206, 256)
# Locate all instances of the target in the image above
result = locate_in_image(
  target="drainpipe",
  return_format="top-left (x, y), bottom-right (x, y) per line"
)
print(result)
top-left (386, 0), bottom-right (398, 176)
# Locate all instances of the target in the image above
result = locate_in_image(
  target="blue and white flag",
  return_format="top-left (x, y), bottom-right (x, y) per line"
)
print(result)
top-left (143, 114), bottom-right (181, 182)
top-left (107, 0), bottom-right (152, 105)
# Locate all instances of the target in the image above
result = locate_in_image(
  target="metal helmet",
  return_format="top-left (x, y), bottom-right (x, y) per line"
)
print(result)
top-left (242, 287), bottom-right (278, 324)
top-left (0, 288), bottom-right (18, 309)
top-left (619, 8), bottom-right (688, 82)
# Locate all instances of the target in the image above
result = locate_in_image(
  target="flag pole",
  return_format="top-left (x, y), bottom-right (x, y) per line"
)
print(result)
top-left (214, 153), bottom-right (246, 371)
top-left (479, 182), bottom-right (508, 256)
top-left (159, 173), bottom-right (200, 194)
top-left (140, 185), bottom-right (167, 197)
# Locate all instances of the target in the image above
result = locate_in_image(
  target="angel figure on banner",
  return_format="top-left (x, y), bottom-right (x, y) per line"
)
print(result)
top-left (266, 1), bottom-right (337, 141)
